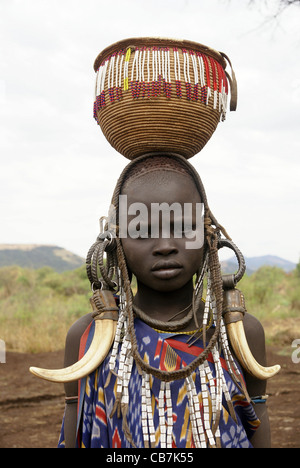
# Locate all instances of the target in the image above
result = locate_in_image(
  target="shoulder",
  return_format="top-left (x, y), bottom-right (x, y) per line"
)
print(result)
top-left (64, 313), bottom-right (94, 367)
top-left (63, 313), bottom-right (94, 397)
top-left (240, 312), bottom-right (267, 396)
top-left (243, 313), bottom-right (266, 364)
top-left (240, 314), bottom-right (271, 447)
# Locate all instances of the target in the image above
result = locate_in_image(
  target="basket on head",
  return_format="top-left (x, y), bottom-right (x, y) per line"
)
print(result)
top-left (93, 37), bottom-right (237, 160)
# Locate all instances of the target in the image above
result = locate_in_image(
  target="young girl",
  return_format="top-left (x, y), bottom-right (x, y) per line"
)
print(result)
top-left (56, 153), bottom-right (274, 448)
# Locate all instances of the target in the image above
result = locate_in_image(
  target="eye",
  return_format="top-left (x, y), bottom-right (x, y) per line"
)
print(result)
top-left (130, 230), bottom-right (149, 240)
top-left (135, 233), bottom-right (149, 240)
top-left (183, 225), bottom-right (197, 235)
top-left (127, 221), bottom-right (149, 239)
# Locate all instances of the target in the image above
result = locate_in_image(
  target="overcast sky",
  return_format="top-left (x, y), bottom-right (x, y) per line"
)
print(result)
top-left (0, 0), bottom-right (299, 264)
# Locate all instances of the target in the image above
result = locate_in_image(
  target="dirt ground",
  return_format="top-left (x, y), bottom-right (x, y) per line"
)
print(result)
top-left (0, 347), bottom-right (299, 448)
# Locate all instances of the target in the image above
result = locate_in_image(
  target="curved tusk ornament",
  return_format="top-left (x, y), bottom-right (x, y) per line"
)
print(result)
top-left (29, 289), bottom-right (118, 383)
top-left (223, 288), bottom-right (280, 380)
top-left (226, 320), bottom-right (280, 380)
top-left (29, 318), bottom-right (116, 383)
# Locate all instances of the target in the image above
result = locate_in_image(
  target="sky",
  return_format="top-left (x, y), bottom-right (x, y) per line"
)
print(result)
top-left (0, 0), bottom-right (299, 264)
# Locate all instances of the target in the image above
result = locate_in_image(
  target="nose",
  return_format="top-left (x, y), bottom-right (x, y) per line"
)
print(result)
top-left (152, 238), bottom-right (178, 256)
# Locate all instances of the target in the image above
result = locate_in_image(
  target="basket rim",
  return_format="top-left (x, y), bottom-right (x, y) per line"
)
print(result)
top-left (93, 36), bottom-right (227, 71)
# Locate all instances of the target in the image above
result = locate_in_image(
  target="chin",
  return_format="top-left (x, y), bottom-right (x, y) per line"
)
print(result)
top-left (150, 277), bottom-right (192, 293)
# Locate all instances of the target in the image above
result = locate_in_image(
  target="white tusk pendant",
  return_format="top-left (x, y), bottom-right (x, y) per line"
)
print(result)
top-left (29, 318), bottom-right (117, 383)
top-left (30, 289), bottom-right (118, 383)
top-left (226, 320), bottom-right (281, 380)
top-left (223, 288), bottom-right (280, 380)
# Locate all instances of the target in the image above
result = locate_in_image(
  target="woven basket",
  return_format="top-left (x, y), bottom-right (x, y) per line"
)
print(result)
top-left (93, 38), bottom-right (237, 160)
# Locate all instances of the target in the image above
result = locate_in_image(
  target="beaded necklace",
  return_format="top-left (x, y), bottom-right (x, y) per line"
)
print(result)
top-left (105, 266), bottom-right (248, 448)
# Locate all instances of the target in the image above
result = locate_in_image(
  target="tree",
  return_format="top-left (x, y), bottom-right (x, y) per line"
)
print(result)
top-left (248, 0), bottom-right (300, 15)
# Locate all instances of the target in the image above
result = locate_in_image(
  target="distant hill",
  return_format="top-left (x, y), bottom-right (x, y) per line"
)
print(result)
top-left (244, 255), bottom-right (296, 273)
top-left (0, 245), bottom-right (296, 276)
top-left (0, 244), bottom-right (84, 273)
top-left (221, 254), bottom-right (296, 275)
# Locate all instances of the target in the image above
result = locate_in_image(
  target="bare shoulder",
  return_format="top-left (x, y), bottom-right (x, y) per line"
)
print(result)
top-left (243, 312), bottom-right (266, 364)
top-left (243, 312), bottom-right (265, 335)
top-left (241, 313), bottom-right (272, 447)
top-left (63, 313), bottom-right (94, 398)
top-left (240, 312), bottom-right (268, 397)
top-left (64, 313), bottom-right (94, 366)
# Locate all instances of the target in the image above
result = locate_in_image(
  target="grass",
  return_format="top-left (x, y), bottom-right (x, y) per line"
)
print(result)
top-left (0, 265), bottom-right (91, 353)
top-left (238, 266), bottom-right (300, 346)
top-left (0, 264), bottom-right (299, 353)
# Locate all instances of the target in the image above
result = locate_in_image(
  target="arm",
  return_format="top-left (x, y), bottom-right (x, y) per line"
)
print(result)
top-left (242, 313), bottom-right (271, 448)
top-left (63, 313), bottom-right (93, 448)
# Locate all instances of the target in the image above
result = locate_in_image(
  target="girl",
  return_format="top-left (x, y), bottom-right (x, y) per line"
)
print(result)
top-left (56, 153), bottom-right (272, 448)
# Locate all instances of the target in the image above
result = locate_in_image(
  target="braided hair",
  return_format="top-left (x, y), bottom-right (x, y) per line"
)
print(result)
top-left (87, 152), bottom-right (232, 382)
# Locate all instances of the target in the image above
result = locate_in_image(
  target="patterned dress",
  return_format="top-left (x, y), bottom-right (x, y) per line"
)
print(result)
top-left (58, 318), bottom-right (260, 448)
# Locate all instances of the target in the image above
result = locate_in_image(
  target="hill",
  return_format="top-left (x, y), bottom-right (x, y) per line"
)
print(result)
top-left (0, 244), bottom-right (296, 275)
top-left (221, 254), bottom-right (296, 275)
top-left (0, 244), bottom-right (84, 273)
top-left (244, 255), bottom-right (296, 273)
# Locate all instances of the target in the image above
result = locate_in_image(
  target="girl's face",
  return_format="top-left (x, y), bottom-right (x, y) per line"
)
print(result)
top-left (120, 171), bottom-right (204, 293)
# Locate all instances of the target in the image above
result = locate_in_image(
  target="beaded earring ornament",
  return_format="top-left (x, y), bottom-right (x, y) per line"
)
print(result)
top-left (93, 37), bottom-right (237, 160)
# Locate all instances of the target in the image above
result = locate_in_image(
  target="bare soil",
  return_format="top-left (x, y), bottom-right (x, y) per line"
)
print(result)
top-left (0, 347), bottom-right (299, 448)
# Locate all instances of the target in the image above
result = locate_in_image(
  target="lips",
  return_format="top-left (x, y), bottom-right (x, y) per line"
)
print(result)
top-left (151, 260), bottom-right (183, 271)
top-left (151, 260), bottom-right (183, 279)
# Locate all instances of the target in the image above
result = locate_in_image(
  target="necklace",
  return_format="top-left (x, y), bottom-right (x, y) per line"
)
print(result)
top-left (152, 311), bottom-right (213, 339)
top-left (186, 312), bottom-right (213, 345)
top-left (132, 301), bottom-right (195, 332)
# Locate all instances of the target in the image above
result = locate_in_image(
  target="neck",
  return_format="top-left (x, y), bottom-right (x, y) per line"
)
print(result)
top-left (133, 280), bottom-right (194, 323)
